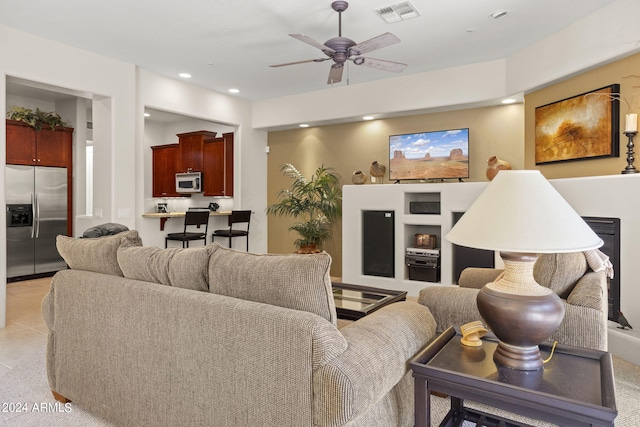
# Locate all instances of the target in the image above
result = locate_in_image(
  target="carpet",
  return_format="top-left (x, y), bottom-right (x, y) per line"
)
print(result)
top-left (1, 347), bottom-right (639, 426)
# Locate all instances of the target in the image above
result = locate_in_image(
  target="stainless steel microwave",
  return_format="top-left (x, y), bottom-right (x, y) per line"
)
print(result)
top-left (176, 172), bottom-right (202, 193)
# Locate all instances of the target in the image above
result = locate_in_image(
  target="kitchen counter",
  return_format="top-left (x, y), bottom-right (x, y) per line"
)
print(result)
top-left (142, 211), bottom-right (231, 230)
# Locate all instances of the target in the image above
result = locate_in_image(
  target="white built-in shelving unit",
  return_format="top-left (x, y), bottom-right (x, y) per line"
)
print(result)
top-left (342, 181), bottom-right (488, 296)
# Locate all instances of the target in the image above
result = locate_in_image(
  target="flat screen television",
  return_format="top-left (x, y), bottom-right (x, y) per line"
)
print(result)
top-left (389, 128), bottom-right (469, 181)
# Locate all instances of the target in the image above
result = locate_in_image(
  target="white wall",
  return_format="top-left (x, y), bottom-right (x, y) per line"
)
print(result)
top-left (0, 26), bottom-right (268, 328)
top-left (253, 60), bottom-right (509, 130)
top-left (505, 0), bottom-right (640, 95)
top-left (1, 24), bottom-right (137, 328)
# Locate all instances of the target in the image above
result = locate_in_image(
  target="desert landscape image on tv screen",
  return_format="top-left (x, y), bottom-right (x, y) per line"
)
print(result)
top-left (389, 128), bottom-right (469, 180)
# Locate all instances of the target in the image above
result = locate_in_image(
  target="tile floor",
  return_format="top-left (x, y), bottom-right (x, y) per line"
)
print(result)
top-left (0, 278), bottom-right (50, 374)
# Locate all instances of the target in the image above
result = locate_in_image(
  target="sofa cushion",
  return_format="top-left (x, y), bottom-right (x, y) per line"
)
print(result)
top-left (208, 243), bottom-right (337, 325)
top-left (56, 230), bottom-right (142, 276)
top-left (117, 240), bottom-right (211, 292)
top-left (534, 252), bottom-right (588, 299)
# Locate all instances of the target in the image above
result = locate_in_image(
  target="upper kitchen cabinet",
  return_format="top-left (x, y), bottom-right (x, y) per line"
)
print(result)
top-left (203, 132), bottom-right (234, 197)
top-left (151, 130), bottom-right (234, 198)
top-left (151, 143), bottom-right (187, 198)
top-left (176, 130), bottom-right (217, 173)
top-left (6, 119), bottom-right (73, 168)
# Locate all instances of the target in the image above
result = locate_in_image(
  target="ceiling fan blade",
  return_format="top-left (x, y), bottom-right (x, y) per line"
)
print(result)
top-left (349, 32), bottom-right (400, 56)
top-left (355, 57), bottom-right (407, 73)
top-left (290, 34), bottom-right (335, 54)
top-left (269, 58), bottom-right (329, 67)
top-left (327, 64), bottom-right (344, 84)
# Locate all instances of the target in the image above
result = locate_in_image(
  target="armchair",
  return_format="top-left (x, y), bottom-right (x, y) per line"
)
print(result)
top-left (418, 252), bottom-right (608, 350)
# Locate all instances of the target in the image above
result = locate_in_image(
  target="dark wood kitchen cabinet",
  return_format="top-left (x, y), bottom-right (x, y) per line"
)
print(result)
top-left (6, 119), bottom-right (73, 168)
top-left (203, 132), bottom-right (234, 197)
top-left (151, 144), bottom-right (188, 198)
top-left (176, 130), bottom-right (217, 173)
top-left (6, 119), bottom-right (74, 235)
top-left (151, 130), bottom-right (234, 198)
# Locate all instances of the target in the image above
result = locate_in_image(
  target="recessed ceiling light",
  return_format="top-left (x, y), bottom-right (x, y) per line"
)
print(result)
top-left (179, 73), bottom-right (192, 79)
top-left (362, 116), bottom-right (375, 121)
top-left (144, 113), bottom-right (151, 117)
top-left (299, 124), bottom-right (310, 128)
top-left (490, 9), bottom-right (508, 19)
top-left (502, 98), bottom-right (517, 104)
top-left (228, 88), bottom-right (240, 94)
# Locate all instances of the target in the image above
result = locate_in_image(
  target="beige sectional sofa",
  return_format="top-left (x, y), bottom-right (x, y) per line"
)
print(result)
top-left (43, 231), bottom-right (436, 427)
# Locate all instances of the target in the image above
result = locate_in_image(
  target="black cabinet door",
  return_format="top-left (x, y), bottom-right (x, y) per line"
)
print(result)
top-left (362, 210), bottom-right (395, 278)
top-left (452, 211), bottom-right (495, 283)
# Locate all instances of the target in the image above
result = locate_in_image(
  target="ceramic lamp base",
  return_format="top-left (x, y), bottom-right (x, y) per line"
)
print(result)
top-left (477, 252), bottom-right (565, 371)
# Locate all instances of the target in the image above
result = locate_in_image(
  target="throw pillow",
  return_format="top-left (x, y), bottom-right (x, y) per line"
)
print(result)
top-left (82, 223), bottom-right (129, 238)
top-left (56, 230), bottom-right (143, 276)
top-left (534, 252), bottom-right (588, 299)
top-left (117, 240), bottom-right (211, 292)
top-left (208, 243), bottom-right (337, 325)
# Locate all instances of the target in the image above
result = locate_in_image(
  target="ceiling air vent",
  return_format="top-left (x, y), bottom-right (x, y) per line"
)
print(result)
top-left (373, 1), bottom-right (420, 24)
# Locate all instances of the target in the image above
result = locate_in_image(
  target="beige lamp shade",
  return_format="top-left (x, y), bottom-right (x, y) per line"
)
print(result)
top-left (446, 170), bottom-right (603, 253)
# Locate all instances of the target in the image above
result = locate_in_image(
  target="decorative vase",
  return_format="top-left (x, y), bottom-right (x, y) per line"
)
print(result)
top-left (486, 156), bottom-right (512, 181)
top-left (352, 170), bottom-right (368, 185)
top-left (476, 252), bottom-right (565, 370)
top-left (370, 161), bottom-right (386, 184)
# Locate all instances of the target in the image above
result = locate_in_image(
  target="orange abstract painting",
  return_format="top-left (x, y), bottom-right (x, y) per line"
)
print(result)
top-left (535, 85), bottom-right (619, 164)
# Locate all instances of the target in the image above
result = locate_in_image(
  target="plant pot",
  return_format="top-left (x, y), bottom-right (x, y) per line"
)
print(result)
top-left (296, 244), bottom-right (321, 254)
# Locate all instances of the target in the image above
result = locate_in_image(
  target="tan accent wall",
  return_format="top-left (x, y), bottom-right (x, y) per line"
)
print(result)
top-left (267, 104), bottom-right (525, 276)
top-left (525, 52), bottom-right (640, 178)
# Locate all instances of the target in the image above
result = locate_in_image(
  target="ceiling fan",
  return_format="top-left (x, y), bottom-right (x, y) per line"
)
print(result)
top-left (269, 1), bottom-right (407, 84)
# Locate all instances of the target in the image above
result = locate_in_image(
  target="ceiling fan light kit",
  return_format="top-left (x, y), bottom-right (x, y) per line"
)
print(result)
top-left (270, 1), bottom-right (407, 84)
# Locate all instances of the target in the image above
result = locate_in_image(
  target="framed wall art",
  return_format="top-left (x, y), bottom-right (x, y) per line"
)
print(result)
top-left (535, 84), bottom-right (620, 164)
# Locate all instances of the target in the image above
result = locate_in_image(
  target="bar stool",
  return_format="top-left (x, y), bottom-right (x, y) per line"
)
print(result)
top-left (212, 210), bottom-right (251, 251)
top-left (165, 209), bottom-right (210, 248)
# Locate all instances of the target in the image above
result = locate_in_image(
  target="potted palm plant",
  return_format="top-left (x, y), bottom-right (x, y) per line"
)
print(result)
top-left (267, 163), bottom-right (342, 253)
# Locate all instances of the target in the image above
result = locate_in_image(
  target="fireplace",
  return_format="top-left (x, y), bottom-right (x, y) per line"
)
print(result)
top-left (583, 217), bottom-right (621, 321)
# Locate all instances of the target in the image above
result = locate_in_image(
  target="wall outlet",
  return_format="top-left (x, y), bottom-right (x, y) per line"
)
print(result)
top-left (94, 208), bottom-right (103, 219)
top-left (118, 208), bottom-right (131, 219)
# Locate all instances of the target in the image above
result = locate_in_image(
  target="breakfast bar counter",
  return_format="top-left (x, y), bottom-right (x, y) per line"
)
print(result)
top-left (142, 211), bottom-right (231, 230)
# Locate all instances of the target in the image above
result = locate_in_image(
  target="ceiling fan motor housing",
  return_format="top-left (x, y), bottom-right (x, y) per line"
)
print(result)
top-left (331, 1), bottom-right (349, 13)
top-left (324, 36), bottom-right (356, 63)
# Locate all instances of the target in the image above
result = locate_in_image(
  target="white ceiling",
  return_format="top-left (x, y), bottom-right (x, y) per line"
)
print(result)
top-left (0, 0), bottom-right (614, 101)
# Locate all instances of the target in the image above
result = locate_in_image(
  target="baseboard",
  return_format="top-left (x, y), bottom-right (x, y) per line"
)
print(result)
top-left (608, 321), bottom-right (640, 365)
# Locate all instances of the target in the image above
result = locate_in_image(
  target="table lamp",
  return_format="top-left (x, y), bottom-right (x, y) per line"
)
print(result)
top-left (446, 170), bottom-right (603, 370)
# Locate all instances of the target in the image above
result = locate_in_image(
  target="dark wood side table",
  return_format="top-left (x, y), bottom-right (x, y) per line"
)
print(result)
top-left (410, 327), bottom-right (617, 427)
top-left (331, 282), bottom-right (407, 320)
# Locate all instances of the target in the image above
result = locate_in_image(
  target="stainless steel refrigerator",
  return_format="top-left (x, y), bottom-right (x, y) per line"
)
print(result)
top-left (6, 165), bottom-right (68, 279)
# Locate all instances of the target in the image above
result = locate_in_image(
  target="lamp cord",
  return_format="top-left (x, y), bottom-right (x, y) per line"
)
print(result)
top-left (543, 341), bottom-right (558, 364)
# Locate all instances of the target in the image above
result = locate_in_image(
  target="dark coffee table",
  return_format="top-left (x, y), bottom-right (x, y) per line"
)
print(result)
top-left (331, 282), bottom-right (407, 320)
top-left (410, 327), bottom-right (617, 427)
